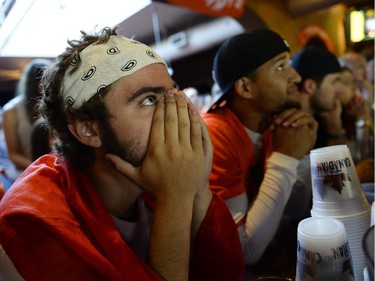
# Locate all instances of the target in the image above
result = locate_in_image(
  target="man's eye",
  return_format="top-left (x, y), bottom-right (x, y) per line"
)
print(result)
top-left (141, 95), bottom-right (158, 106)
top-left (276, 63), bottom-right (286, 71)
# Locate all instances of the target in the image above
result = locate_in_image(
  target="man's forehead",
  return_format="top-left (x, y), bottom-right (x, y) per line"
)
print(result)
top-left (260, 51), bottom-right (290, 68)
top-left (271, 51), bottom-right (290, 62)
top-left (62, 35), bottom-right (166, 110)
top-left (324, 72), bottom-right (342, 81)
top-left (110, 64), bottom-right (173, 93)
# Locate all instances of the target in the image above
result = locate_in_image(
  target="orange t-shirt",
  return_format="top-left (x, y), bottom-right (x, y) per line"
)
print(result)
top-left (203, 107), bottom-right (273, 201)
top-left (0, 154), bottom-right (244, 281)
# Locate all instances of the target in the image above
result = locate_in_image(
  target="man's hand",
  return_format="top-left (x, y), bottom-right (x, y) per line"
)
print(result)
top-left (106, 89), bottom-right (211, 202)
top-left (272, 108), bottom-right (318, 159)
top-left (345, 93), bottom-right (367, 119)
top-left (106, 89), bottom-right (212, 281)
top-left (319, 98), bottom-right (344, 135)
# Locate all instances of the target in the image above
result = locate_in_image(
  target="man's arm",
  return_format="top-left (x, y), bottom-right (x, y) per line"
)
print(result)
top-left (108, 90), bottom-right (210, 281)
top-left (191, 116), bottom-right (213, 238)
top-left (242, 109), bottom-right (318, 263)
top-left (241, 152), bottom-right (298, 264)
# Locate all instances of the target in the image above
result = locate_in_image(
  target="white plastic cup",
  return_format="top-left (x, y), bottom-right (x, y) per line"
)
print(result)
top-left (295, 217), bottom-right (355, 281)
top-left (311, 207), bottom-right (371, 281)
top-left (311, 196), bottom-right (369, 216)
top-left (310, 145), bottom-right (369, 213)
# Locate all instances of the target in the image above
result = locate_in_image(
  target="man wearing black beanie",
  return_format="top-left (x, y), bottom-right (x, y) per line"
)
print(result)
top-left (291, 47), bottom-right (344, 148)
top-left (202, 29), bottom-right (318, 276)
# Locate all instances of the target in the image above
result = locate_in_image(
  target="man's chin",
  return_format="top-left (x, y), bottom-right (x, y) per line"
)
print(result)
top-left (275, 100), bottom-right (301, 114)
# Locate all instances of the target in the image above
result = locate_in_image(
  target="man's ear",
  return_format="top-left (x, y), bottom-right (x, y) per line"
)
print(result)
top-left (303, 79), bottom-right (317, 96)
top-left (234, 77), bottom-right (253, 99)
top-left (67, 118), bottom-right (102, 148)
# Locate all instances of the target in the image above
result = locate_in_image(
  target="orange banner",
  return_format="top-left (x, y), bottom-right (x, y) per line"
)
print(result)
top-left (166, 0), bottom-right (245, 18)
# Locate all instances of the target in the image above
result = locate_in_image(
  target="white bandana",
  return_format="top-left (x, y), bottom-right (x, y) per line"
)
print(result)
top-left (62, 35), bottom-right (166, 109)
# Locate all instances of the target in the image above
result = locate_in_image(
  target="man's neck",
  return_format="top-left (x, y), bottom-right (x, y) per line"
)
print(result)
top-left (299, 92), bottom-right (315, 115)
top-left (229, 102), bottom-right (270, 133)
top-left (84, 156), bottom-right (142, 220)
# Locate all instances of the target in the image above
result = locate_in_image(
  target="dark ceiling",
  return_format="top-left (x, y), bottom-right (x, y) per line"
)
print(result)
top-left (117, 1), bottom-right (217, 45)
top-left (115, 1), bottom-right (267, 92)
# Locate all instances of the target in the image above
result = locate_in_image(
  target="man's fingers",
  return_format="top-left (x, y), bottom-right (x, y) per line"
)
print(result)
top-left (149, 95), bottom-right (166, 146)
top-left (189, 103), bottom-right (203, 152)
top-left (106, 153), bottom-right (138, 183)
top-left (200, 118), bottom-right (213, 159)
top-left (164, 89), bottom-right (179, 144)
top-left (274, 109), bottom-right (317, 128)
top-left (176, 91), bottom-right (191, 147)
top-left (290, 115), bottom-right (318, 129)
top-left (273, 108), bottom-right (298, 125)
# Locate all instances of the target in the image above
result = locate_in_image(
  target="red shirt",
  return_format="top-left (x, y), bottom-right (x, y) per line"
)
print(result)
top-left (0, 154), bottom-right (244, 281)
top-left (203, 107), bottom-right (273, 201)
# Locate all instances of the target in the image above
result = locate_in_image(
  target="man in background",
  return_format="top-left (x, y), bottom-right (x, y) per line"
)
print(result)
top-left (291, 47), bottom-right (343, 148)
top-left (203, 29), bottom-right (318, 276)
top-left (292, 47), bottom-right (374, 183)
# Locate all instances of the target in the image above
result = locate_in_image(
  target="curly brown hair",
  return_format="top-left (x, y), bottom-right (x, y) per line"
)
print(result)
top-left (38, 27), bottom-right (117, 168)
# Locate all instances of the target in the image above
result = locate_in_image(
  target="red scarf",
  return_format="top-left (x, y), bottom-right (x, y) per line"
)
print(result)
top-left (0, 154), bottom-right (244, 280)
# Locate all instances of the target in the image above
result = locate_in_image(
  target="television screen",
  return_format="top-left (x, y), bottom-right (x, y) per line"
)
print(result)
top-left (347, 6), bottom-right (375, 43)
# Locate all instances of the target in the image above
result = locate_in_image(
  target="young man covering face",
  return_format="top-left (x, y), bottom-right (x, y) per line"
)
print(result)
top-left (0, 28), bottom-right (244, 281)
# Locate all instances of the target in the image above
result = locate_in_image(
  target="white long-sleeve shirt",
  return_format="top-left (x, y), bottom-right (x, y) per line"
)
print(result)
top-left (226, 128), bottom-right (302, 264)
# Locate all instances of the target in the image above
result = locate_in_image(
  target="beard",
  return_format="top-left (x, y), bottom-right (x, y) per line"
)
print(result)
top-left (273, 99), bottom-right (301, 115)
top-left (99, 118), bottom-right (145, 167)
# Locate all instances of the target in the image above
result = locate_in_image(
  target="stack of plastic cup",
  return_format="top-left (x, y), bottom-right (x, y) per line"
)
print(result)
top-left (296, 217), bottom-right (355, 281)
top-left (309, 145), bottom-right (371, 281)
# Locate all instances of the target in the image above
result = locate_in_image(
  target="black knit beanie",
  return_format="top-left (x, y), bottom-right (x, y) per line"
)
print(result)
top-left (291, 48), bottom-right (341, 80)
